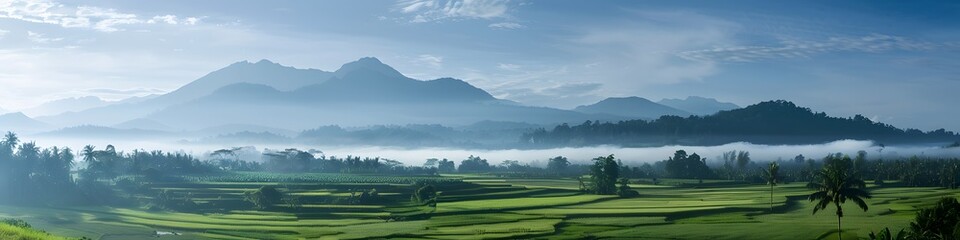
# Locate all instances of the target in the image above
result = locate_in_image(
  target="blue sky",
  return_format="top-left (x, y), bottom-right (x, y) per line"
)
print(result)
top-left (1, 0), bottom-right (959, 131)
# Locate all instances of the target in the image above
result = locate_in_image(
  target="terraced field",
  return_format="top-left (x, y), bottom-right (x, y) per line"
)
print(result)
top-left (0, 173), bottom-right (956, 239)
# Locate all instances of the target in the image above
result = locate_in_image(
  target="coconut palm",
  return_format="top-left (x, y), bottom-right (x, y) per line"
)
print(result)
top-left (808, 155), bottom-right (872, 240)
top-left (764, 162), bottom-right (779, 210)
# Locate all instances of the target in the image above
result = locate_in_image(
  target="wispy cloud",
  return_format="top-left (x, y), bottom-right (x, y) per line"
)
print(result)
top-left (488, 22), bottom-right (524, 29)
top-left (0, 29), bottom-right (8, 39)
top-left (396, 0), bottom-right (513, 23)
top-left (497, 63), bottom-right (520, 71)
top-left (416, 54), bottom-right (444, 68)
top-left (678, 34), bottom-right (940, 63)
top-left (83, 88), bottom-right (165, 95)
top-left (0, 0), bottom-right (203, 32)
top-left (26, 31), bottom-right (63, 43)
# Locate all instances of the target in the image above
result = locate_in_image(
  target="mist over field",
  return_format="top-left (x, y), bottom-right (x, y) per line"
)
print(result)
top-left (25, 136), bottom-right (960, 166)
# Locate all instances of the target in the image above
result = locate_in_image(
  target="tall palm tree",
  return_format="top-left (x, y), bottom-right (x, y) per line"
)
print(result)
top-left (764, 162), bottom-right (779, 210)
top-left (808, 155), bottom-right (872, 240)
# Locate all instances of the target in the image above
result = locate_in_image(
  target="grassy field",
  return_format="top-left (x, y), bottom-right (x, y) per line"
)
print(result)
top-left (0, 173), bottom-right (955, 239)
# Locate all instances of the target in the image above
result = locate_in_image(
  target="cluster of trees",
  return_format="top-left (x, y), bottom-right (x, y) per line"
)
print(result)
top-left (522, 100), bottom-right (959, 147)
top-left (662, 150), bottom-right (713, 179)
top-left (0, 132), bottom-right (79, 204)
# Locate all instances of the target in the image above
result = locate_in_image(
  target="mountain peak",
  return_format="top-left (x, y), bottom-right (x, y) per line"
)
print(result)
top-left (1, 112), bottom-right (30, 118)
top-left (658, 96), bottom-right (740, 115)
top-left (575, 96), bottom-right (690, 119)
top-left (255, 59), bottom-right (279, 65)
top-left (335, 57), bottom-right (404, 79)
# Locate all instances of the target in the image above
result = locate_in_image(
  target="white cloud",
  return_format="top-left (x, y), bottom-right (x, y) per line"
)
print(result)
top-left (396, 0), bottom-right (512, 23)
top-left (568, 11), bottom-right (733, 87)
top-left (0, 29), bottom-right (9, 39)
top-left (416, 54), bottom-right (444, 68)
top-left (0, 0), bottom-right (204, 32)
top-left (497, 63), bottom-right (520, 71)
top-left (678, 34), bottom-right (939, 63)
top-left (26, 31), bottom-right (63, 43)
top-left (488, 22), bottom-right (524, 29)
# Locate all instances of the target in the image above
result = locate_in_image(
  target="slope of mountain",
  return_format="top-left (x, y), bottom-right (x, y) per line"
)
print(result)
top-left (113, 118), bottom-right (175, 131)
top-left (0, 112), bottom-right (52, 132)
top-left (574, 97), bottom-right (692, 119)
top-left (525, 100), bottom-right (960, 147)
top-left (658, 96), bottom-right (740, 115)
top-left (23, 96), bottom-right (111, 117)
top-left (37, 59), bottom-right (335, 127)
top-left (38, 125), bottom-right (171, 139)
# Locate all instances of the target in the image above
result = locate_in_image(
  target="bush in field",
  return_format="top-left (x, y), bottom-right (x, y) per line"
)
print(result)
top-left (412, 185), bottom-right (437, 206)
top-left (353, 188), bottom-right (381, 204)
top-left (868, 227), bottom-right (908, 240)
top-left (245, 186), bottom-right (283, 209)
top-left (617, 178), bottom-right (639, 198)
top-left (153, 189), bottom-right (199, 212)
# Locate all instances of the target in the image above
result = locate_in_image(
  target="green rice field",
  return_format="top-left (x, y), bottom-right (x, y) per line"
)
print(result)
top-left (1, 173), bottom-right (955, 239)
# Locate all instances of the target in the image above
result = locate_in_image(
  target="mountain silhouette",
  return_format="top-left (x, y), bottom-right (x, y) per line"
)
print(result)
top-left (574, 96), bottom-right (691, 119)
top-left (658, 96), bottom-right (740, 115)
top-left (0, 112), bottom-right (52, 133)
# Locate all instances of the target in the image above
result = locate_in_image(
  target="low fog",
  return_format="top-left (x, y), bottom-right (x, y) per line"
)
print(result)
top-left (26, 136), bottom-right (960, 167)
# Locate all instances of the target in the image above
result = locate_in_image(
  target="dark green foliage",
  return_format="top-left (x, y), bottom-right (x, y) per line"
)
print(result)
top-left (663, 150), bottom-right (713, 179)
top-left (617, 178), bottom-right (639, 197)
top-left (437, 158), bottom-right (456, 173)
top-left (153, 189), bottom-right (199, 212)
top-left (910, 197), bottom-right (960, 239)
top-left (458, 155), bottom-right (491, 173)
top-left (868, 228), bottom-right (908, 240)
top-left (0, 219), bottom-right (31, 229)
top-left (547, 156), bottom-right (570, 175)
top-left (590, 155), bottom-right (619, 195)
top-left (808, 155), bottom-right (872, 240)
top-left (522, 100), bottom-right (959, 147)
top-left (245, 186), bottom-right (283, 209)
top-left (352, 188), bottom-right (381, 204)
top-left (412, 185), bottom-right (437, 207)
top-left (0, 132), bottom-right (82, 204)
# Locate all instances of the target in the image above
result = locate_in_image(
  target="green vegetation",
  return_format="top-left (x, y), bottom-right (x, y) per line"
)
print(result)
top-left (0, 219), bottom-right (72, 240)
top-left (5, 132), bottom-right (960, 239)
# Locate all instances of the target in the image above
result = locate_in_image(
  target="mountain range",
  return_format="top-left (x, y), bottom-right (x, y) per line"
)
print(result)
top-left (12, 56), bottom-right (946, 149)
top-left (26, 57), bottom-right (634, 133)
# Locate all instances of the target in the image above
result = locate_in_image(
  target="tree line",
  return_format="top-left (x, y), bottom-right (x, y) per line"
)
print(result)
top-left (521, 100), bottom-right (959, 147)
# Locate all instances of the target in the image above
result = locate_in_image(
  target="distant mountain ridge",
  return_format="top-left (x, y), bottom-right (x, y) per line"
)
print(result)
top-left (658, 96), bottom-right (740, 115)
top-left (23, 96), bottom-right (111, 117)
top-left (524, 100), bottom-right (960, 147)
top-left (30, 57), bottom-right (614, 131)
top-left (574, 96), bottom-right (691, 119)
top-left (0, 112), bottom-right (52, 133)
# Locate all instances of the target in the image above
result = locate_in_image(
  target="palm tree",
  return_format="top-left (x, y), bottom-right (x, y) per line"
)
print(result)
top-left (764, 162), bottom-right (779, 210)
top-left (808, 155), bottom-right (872, 240)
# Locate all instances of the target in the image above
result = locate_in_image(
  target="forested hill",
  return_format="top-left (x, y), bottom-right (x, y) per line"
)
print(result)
top-left (521, 100), bottom-right (960, 147)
